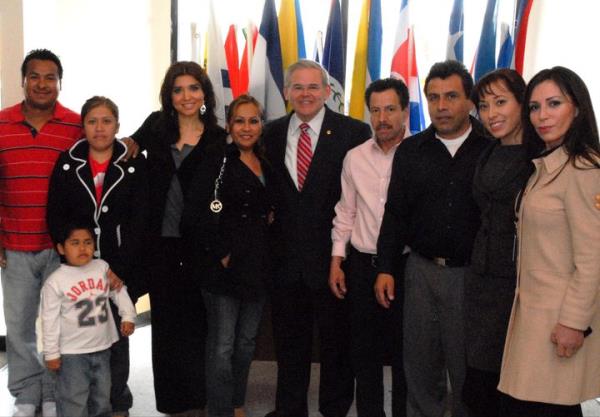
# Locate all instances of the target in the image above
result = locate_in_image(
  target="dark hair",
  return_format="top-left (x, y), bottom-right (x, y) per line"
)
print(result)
top-left (81, 96), bottom-right (119, 122)
top-left (227, 94), bottom-right (265, 156)
top-left (159, 61), bottom-right (217, 135)
top-left (365, 78), bottom-right (409, 110)
top-left (226, 94), bottom-right (264, 123)
top-left (471, 68), bottom-right (526, 106)
top-left (523, 66), bottom-right (600, 166)
top-left (21, 49), bottom-right (63, 81)
top-left (424, 60), bottom-right (473, 98)
top-left (55, 219), bottom-right (95, 246)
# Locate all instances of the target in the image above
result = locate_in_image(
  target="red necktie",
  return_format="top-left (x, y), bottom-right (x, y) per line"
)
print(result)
top-left (297, 123), bottom-right (313, 191)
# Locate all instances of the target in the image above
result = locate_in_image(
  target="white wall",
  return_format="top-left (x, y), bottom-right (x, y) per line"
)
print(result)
top-left (0, 0), bottom-right (171, 336)
top-left (523, 0), bottom-right (600, 111)
top-left (4, 0), bottom-right (171, 135)
top-left (0, 0), bottom-right (25, 108)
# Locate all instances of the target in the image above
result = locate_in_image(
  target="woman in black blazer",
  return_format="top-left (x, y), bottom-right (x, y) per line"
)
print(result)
top-left (182, 95), bottom-right (273, 417)
top-left (47, 96), bottom-right (148, 416)
top-left (130, 62), bottom-right (226, 416)
top-left (462, 69), bottom-right (532, 417)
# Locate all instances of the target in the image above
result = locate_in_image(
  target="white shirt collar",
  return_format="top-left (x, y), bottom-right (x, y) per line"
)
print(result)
top-left (435, 123), bottom-right (472, 142)
top-left (289, 106), bottom-right (326, 135)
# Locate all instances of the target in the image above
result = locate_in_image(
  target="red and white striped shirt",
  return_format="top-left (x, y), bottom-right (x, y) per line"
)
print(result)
top-left (0, 102), bottom-right (81, 251)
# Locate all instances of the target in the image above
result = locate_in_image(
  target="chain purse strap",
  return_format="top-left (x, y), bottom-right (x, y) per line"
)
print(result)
top-left (209, 156), bottom-right (227, 214)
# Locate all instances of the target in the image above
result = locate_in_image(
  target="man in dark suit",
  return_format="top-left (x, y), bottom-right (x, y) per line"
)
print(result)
top-left (263, 59), bottom-right (371, 417)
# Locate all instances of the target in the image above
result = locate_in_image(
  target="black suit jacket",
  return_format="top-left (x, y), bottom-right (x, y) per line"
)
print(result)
top-left (181, 143), bottom-right (275, 299)
top-left (47, 139), bottom-right (149, 300)
top-left (264, 107), bottom-right (371, 290)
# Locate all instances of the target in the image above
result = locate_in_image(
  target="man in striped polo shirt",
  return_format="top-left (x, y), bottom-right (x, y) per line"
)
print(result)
top-left (0, 49), bottom-right (81, 417)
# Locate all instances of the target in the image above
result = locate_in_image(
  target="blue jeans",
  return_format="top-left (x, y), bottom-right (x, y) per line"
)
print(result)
top-left (56, 350), bottom-right (112, 417)
top-left (1, 249), bottom-right (60, 405)
top-left (202, 290), bottom-right (265, 417)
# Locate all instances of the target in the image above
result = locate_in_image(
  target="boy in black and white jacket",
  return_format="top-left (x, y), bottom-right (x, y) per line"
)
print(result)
top-left (41, 222), bottom-right (136, 417)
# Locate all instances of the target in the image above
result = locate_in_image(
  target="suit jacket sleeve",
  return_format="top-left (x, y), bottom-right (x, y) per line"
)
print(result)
top-left (377, 143), bottom-right (410, 275)
top-left (110, 156), bottom-right (150, 300)
top-left (131, 112), bottom-right (160, 151)
top-left (355, 121), bottom-right (372, 145)
top-left (46, 152), bottom-right (71, 245)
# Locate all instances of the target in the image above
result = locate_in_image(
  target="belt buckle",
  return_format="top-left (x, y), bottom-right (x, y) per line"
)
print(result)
top-left (432, 257), bottom-right (447, 267)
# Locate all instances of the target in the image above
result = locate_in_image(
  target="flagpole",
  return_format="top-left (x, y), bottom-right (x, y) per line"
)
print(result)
top-left (191, 23), bottom-right (201, 64)
top-left (170, 0), bottom-right (178, 64)
top-left (341, 0), bottom-right (348, 60)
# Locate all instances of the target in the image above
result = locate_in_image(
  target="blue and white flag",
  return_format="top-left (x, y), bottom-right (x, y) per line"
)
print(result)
top-left (249, 0), bottom-right (286, 121)
top-left (496, 22), bottom-right (514, 69)
top-left (473, 0), bottom-right (498, 81)
top-left (446, 0), bottom-right (464, 62)
top-left (323, 0), bottom-right (345, 114)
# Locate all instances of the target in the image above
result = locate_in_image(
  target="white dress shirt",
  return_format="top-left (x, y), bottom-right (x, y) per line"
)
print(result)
top-left (285, 107), bottom-right (326, 189)
top-left (331, 138), bottom-right (400, 257)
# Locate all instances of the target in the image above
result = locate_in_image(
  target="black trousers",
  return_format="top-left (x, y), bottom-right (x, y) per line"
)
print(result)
top-left (346, 248), bottom-right (407, 417)
top-left (148, 237), bottom-right (207, 414)
top-left (499, 393), bottom-right (583, 417)
top-left (270, 280), bottom-right (354, 417)
top-left (109, 301), bottom-right (133, 413)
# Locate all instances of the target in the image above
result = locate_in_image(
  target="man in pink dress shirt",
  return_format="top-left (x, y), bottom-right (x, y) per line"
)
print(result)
top-left (329, 78), bottom-right (409, 417)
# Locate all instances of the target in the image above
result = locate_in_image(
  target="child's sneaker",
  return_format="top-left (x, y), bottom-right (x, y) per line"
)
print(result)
top-left (12, 404), bottom-right (36, 417)
top-left (41, 402), bottom-right (56, 417)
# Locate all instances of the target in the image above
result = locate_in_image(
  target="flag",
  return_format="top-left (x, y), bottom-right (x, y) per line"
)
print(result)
top-left (322, 0), bottom-right (346, 114)
top-left (295, 0), bottom-right (307, 59)
top-left (206, 0), bottom-right (232, 127)
top-left (313, 30), bottom-right (324, 63)
top-left (390, 0), bottom-right (425, 135)
top-left (496, 22), bottom-right (513, 69)
top-left (249, 0), bottom-right (286, 121)
top-left (446, 0), bottom-right (464, 62)
top-left (224, 25), bottom-right (242, 98)
top-left (239, 24), bottom-right (258, 96)
top-left (513, 0), bottom-right (534, 74)
top-left (349, 0), bottom-right (382, 122)
top-left (278, 0), bottom-right (306, 72)
top-left (473, 0), bottom-right (499, 81)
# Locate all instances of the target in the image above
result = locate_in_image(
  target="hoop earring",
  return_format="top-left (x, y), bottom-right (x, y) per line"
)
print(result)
top-left (200, 104), bottom-right (206, 115)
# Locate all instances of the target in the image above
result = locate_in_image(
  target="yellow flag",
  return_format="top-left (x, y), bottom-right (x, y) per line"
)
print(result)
top-left (349, 0), bottom-right (369, 120)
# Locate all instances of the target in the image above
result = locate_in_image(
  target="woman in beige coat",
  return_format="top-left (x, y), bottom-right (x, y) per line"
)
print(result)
top-left (498, 67), bottom-right (600, 417)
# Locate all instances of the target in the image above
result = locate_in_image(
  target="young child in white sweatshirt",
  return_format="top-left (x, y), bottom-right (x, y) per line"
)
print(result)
top-left (41, 222), bottom-right (136, 417)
